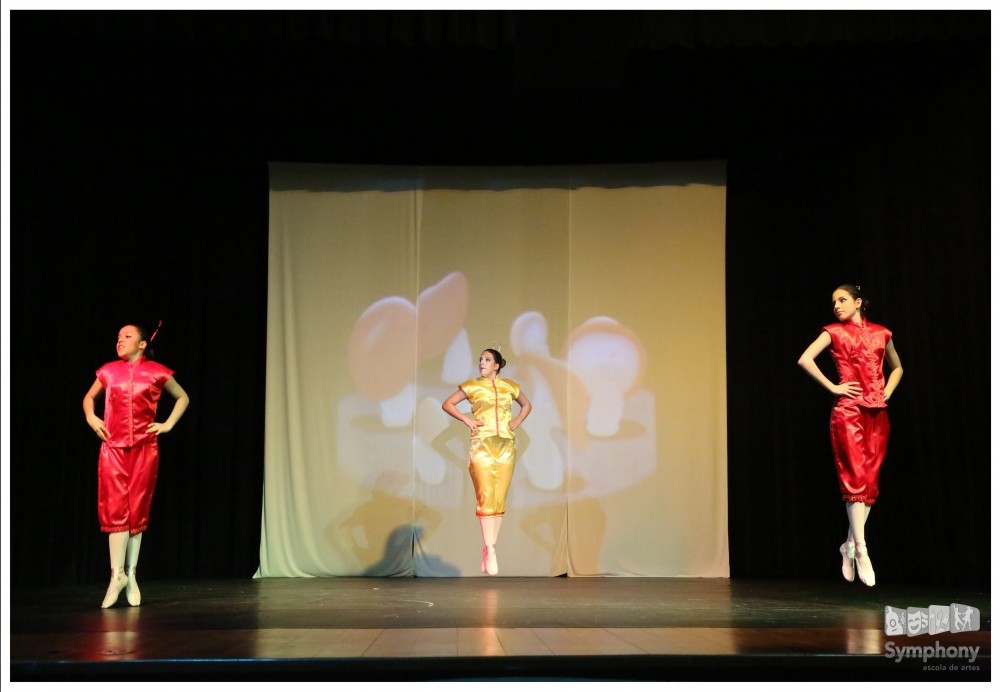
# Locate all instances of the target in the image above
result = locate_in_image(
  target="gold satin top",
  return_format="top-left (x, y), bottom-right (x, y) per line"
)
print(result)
top-left (459, 376), bottom-right (522, 439)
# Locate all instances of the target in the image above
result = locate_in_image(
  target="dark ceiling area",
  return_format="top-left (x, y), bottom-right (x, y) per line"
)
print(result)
top-left (13, 10), bottom-right (989, 166)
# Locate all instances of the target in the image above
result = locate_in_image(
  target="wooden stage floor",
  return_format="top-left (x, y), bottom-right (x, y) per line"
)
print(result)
top-left (9, 577), bottom-right (990, 682)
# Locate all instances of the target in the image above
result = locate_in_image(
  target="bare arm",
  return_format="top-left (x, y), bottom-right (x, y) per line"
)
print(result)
top-left (147, 377), bottom-right (190, 436)
top-left (883, 339), bottom-right (903, 401)
top-left (509, 391), bottom-right (532, 431)
top-left (797, 331), bottom-right (861, 398)
top-left (442, 388), bottom-right (481, 431)
top-left (83, 378), bottom-right (108, 441)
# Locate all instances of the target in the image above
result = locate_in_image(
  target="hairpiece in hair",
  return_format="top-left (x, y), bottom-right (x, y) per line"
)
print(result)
top-left (490, 340), bottom-right (505, 352)
top-left (149, 319), bottom-right (163, 343)
top-left (855, 285), bottom-right (861, 292)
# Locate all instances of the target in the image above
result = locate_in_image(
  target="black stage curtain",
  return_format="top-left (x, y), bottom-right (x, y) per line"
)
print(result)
top-left (725, 75), bottom-right (990, 587)
top-left (9, 10), bottom-right (989, 588)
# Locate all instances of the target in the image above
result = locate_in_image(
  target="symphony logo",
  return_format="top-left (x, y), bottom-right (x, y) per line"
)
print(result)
top-left (883, 603), bottom-right (982, 664)
top-left (884, 603), bottom-right (980, 636)
top-left (883, 641), bottom-right (982, 664)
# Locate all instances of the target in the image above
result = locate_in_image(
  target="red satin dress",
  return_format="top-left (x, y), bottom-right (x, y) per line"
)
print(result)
top-left (95, 356), bottom-right (174, 534)
top-left (823, 319), bottom-right (892, 506)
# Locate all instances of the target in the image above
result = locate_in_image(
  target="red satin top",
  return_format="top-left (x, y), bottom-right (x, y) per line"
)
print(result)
top-left (823, 319), bottom-right (893, 409)
top-left (96, 356), bottom-right (174, 448)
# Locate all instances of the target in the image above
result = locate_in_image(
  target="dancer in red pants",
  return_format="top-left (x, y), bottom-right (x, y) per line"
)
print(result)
top-left (798, 285), bottom-right (903, 587)
top-left (83, 323), bottom-right (189, 607)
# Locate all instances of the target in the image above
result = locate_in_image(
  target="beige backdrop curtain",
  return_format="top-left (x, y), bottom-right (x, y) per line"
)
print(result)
top-left (256, 162), bottom-right (729, 578)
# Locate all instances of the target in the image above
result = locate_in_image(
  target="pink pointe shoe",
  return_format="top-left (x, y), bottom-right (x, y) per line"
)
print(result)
top-left (485, 545), bottom-right (498, 576)
top-left (101, 567), bottom-right (128, 608)
top-left (125, 567), bottom-right (142, 606)
top-left (839, 540), bottom-right (856, 582)
top-left (854, 542), bottom-right (876, 587)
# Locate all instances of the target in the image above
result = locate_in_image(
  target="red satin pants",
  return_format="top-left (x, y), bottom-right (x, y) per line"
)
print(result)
top-left (829, 405), bottom-right (889, 506)
top-left (98, 440), bottom-right (160, 534)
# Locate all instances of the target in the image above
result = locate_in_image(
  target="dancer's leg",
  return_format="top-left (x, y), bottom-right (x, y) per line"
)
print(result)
top-left (480, 515), bottom-right (498, 575)
top-left (101, 531), bottom-right (129, 608)
top-left (125, 533), bottom-right (143, 606)
top-left (847, 502), bottom-right (875, 586)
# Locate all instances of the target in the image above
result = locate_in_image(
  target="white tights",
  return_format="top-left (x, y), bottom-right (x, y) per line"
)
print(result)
top-left (108, 531), bottom-right (143, 571)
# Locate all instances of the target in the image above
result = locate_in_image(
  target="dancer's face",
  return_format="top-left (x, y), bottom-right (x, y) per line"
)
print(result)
top-left (117, 325), bottom-right (146, 362)
top-left (479, 351), bottom-right (500, 378)
top-left (831, 290), bottom-right (863, 323)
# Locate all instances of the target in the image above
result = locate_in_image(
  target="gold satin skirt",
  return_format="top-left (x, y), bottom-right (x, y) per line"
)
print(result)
top-left (468, 435), bottom-right (515, 517)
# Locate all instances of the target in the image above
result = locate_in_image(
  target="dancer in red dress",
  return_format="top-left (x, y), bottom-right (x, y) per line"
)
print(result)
top-left (798, 285), bottom-right (903, 586)
top-left (83, 323), bottom-right (189, 607)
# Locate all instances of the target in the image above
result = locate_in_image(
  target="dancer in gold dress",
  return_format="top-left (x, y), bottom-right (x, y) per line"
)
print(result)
top-left (442, 349), bottom-right (532, 575)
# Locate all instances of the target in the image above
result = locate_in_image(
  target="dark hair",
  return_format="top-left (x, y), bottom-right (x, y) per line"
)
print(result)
top-left (834, 284), bottom-right (870, 314)
top-left (131, 323), bottom-right (156, 360)
top-left (483, 348), bottom-right (506, 371)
